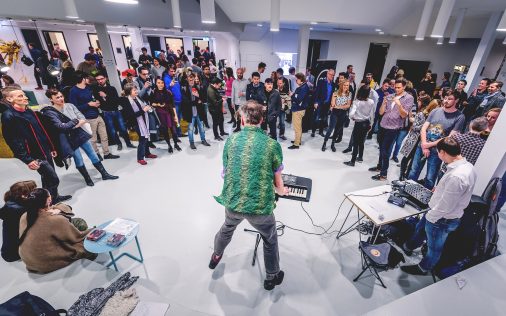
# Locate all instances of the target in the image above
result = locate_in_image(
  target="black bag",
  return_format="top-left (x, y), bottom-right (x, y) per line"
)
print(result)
top-left (0, 291), bottom-right (67, 316)
top-left (21, 55), bottom-right (34, 66)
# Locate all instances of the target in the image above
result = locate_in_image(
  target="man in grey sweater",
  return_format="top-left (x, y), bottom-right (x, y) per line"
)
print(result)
top-left (231, 67), bottom-right (248, 132)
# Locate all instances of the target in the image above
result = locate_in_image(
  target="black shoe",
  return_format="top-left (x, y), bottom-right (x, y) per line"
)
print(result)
top-left (371, 174), bottom-right (387, 181)
top-left (321, 142), bottom-right (327, 152)
top-left (202, 140), bottom-right (211, 146)
top-left (264, 271), bottom-right (285, 290)
top-left (190, 142), bottom-right (197, 150)
top-left (279, 135), bottom-right (287, 140)
top-left (368, 166), bottom-right (380, 172)
top-left (342, 147), bottom-right (352, 154)
top-left (208, 253), bottom-right (222, 269)
top-left (103, 153), bottom-right (120, 159)
top-left (343, 161), bottom-right (355, 167)
top-left (288, 145), bottom-right (299, 149)
top-left (331, 142), bottom-right (336, 152)
top-left (126, 143), bottom-right (136, 148)
top-left (54, 195), bottom-right (72, 204)
top-left (335, 138), bottom-right (342, 143)
top-left (291, 141), bottom-right (302, 145)
top-left (392, 157), bottom-right (399, 163)
top-left (117, 143), bottom-right (123, 151)
top-left (93, 162), bottom-right (119, 180)
top-left (357, 157), bottom-right (363, 163)
top-left (97, 153), bottom-right (103, 161)
top-left (318, 132), bottom-right (325, 137)
top-left (205, 124), bottom-right (211, 129)
top-left (227, 119), bottom-right (235, 124)
top-left (221, 132), bottom-right (229, 136)
top-left (176, 138), bottom-right (182, 143)
top-left (233, 127), bottom-right (241, 133)
top-left (77, 166), bottom-right (94, 186)
top-left (168, 146), bottom-right (173, 153)
top-left (400, 264), bottom-right (427, 276)
top-left (148, 141), bottom-right (157, 149)
top-left (215, 136), bottom-right (224, 141)
top-left (311, 133), bottom-right (315, 137)
top-left (402, 243), bottom-right (413, 256)
top-left (366, 134), bottom-right (373, 140)
top-left (174, 144), bottom-right (182, 151)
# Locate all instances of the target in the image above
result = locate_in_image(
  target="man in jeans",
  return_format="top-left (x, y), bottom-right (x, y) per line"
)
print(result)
top-left (370, 79), bottom-right (413, 181)
top-left (210, 101), bottom-right (288, 290)
top-left (92, 72), bottom-right (135, 150)
top-left (401, 137), bottom-right (477, 275)
top-left (408, 91), bottom-right (465, 189)
top-left (69, 72), bottom-right (119, 160)
top-left (181, 74), bottom-right (210, 149)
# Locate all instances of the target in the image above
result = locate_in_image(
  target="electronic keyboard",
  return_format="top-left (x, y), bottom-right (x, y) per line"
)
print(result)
top-left (277, 174), bottom-right (312, 202)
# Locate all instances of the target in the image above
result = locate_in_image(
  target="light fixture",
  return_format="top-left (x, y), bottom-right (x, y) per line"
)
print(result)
top-left (170, 0), bottom-right (182, 28)
top-left (64, 0), bottom-right (79, 19)
top-left (105, 0), bottom-right (139, 4)
top-left (270, 0), bottom-right (280, 31)
top-left (415, 0), bottom-right (435, 40)
top-left (498, 10), bottom-right (506, 31)
top-left (379, 31), bottom-right (384, 35)
top-left (431, 0), bottom-right (456, 38)
top-left (309, 27), bottom-right (314, 30)
top-left (402, 34), bottom-right (408, 37)
top-left (76, 19), bottom-right (85, 22)
top-left (437, 37), bottom-right (444, 45)
top-left (449, 8), bottom-right (466, 44)
top-left (257, 23), bottom-right (263, 27)
top-left (0, 62), bottom-right (10, 73)
top-left (200, 0), bottom-right (216, 24)
top-left (47, 65), bottom-right (61, 77)
top-left (503, 36), bottom-right (506, 44)
top-left (310, 22), bottom-right (318, 25)
top-left (375, 28), bottom-right (382, 32)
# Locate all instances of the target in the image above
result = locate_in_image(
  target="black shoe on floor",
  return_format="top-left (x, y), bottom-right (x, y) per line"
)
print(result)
top-left (342, 147), bottom-right (352, 154)
top-left (174, 144), bottom-right (182, 151)
top-left (104, 153), bottom-right (120, 159)
top-left (368, 166), bottom-right (380, 172)
top-left (331, 143), bottom-right (336, 152)
top-left (117, 143), bottom-right (123, 151)
top-left (343, 161), bottom-right (355, 167)
top-left (279, 135), bottom-right (287, 140)
top-left (190, 142), bottom-right (197, 150)
top-left (221, 132), bottom-right (229, 136)
top-left (400, 264), bottom-right (427, 276)
top-left (402, 243), bottom-right (413, 256)
top-left (319, 132), bottom-right (325, 137)
top-left (54, 195), bottom-right (72, 204)
top-left (202, 140), bottom-right (211, 146)
top-left (288, 145), bottom-right (299, 149)
top-left (208, 253), bottom-right (222, 269)
top-left (264, 271), bottom-right (285, 290)
top-left (371, 174), bottom-right (387, 181)
top-left (126, 143), bottom-right (137, 148)
top-left (168, 146), bottom-right (173, 153)
top-left (391, 157), bottom-right (399, 163)
top-left (366, 134), bottom-right (373, 140)
top-left (148, 142), bottom-right (156, 149)
top-left (215, 136), bottom-right (224, 141)
top-left (233, 127), bottom-right (241, 133)
top-left (311, 133), bottom-right (315, 137)
top-left (357, 157), bottom-right (363, 163)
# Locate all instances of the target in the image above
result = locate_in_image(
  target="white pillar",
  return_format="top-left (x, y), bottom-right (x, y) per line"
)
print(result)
top-left (127, 27), bottom-right (144, 62)
top-left (465, 12), bottom-right (502, 93)
top-left (297, 25), bottom-right (310, 73)
top-left (473, 106), bottom-right (506, 194)
top-left (183, 37), bottom-right (194, 57)
top-left (94, 23), bottom-right (122, 92)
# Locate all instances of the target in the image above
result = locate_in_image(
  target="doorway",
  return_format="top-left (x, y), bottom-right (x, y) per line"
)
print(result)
top-left (21, 29), bottom-right (44, 52)
top-left (122, 35), bottom-right (133, 68)
top-left (363, 43), bottom-right (389, 83)
top-left (42, 31), bottom-right (71, 60)
top-left (396, 59), bottom-right (431, 84)
top-left (147, 36), bottom-right (161, 57)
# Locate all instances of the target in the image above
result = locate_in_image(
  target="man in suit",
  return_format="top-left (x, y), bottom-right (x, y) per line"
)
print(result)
top-left (312, 69), bottom-right (336, 137)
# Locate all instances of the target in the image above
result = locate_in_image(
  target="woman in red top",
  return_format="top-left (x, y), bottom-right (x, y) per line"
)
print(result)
top-left (224, 67), bottom-right (236, 127)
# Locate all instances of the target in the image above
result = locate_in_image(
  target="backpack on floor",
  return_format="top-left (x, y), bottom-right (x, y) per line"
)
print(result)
top-left (0, 291), bottom-right (67, 316)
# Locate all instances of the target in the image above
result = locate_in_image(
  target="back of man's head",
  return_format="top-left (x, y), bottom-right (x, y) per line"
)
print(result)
top-left (436, 137), bottom-right (461, 157)
top-left (240, 101), bottom-right (263, 125)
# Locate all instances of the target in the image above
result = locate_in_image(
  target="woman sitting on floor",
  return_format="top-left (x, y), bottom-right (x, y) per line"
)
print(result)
top-left (18, 188), bottom-right (96, 274)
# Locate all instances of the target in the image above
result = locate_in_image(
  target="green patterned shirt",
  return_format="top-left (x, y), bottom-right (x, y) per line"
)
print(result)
top-left (214, 126), bottom-right (283, 215)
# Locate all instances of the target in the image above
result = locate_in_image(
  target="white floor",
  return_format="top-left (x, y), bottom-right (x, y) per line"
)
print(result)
top-left (1, 116), bottom-right (504, 316)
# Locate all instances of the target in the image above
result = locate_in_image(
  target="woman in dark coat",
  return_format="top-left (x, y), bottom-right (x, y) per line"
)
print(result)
top-left (149, 78), bottom-right (181, 153)
top-left (41, 88), bottom-right (118, 186)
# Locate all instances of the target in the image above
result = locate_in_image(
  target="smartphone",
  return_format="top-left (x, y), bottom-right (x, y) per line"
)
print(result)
top-left (106, 233), bottom-right (126, 247)
top-left (86, 229), bottom-right (106, 241)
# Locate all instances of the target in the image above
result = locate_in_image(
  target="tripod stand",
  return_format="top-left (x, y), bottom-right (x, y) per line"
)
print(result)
top-left (244, 224), bottom-right (285, 266)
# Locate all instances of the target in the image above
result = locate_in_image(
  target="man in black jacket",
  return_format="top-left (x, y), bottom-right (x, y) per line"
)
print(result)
top-left (246, 72), bottom-right (266, 130)
top-left (264, 78), bottom-right (282, 140)
top-left (182, 74), bottom-right (211, 149)
top-left (93, 73), bottom-right (135, 150)
top-left (1, 89), bottom-right (71, 203)
top-left (312, 69), bottom-right (335, 137)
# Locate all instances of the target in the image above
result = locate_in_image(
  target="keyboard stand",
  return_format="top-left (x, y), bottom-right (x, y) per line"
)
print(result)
top-left (244, 225), bottom-right (285, 267)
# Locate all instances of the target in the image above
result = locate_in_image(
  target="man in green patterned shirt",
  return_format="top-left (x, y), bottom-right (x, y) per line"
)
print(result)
top-left (210, 101), bottom-right (288, 290)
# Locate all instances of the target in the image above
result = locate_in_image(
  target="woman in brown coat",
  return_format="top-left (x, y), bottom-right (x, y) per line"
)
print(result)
top-left (18, 188), bottom-right (96, 274)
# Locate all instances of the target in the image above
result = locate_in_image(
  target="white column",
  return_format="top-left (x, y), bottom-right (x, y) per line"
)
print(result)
top-left (127, 27), bottom-right (144, 62)
top-left (296, 25), bottom-right (310, 73)
top-left (183, 37), bottom-right (194, 57)
top-left (94, 23), bottom-right (122, 92)
top-left (465, 12), bottom-right (502, 93)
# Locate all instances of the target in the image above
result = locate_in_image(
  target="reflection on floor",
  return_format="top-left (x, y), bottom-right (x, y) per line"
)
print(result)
top-left (1, 118), bottom-right (504, 315)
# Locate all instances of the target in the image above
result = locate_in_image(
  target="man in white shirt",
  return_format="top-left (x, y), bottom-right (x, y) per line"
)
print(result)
top-left (401, 137), bottom-right (477, 275)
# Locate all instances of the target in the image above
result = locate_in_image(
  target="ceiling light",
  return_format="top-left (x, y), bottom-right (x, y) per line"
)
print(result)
top-left (375, 28), bottom-right (382, 32)
top-left (379, 31), bottom-right (384, 35)
top-left (449, 8), bottom-right (466, 44)
top-left (402, 34), bottom-right (408, 37)
top-left (204, 30), bottom-right (210, 33)
top-left (105, 0), bottom-right (139, 4)
top-left (498, 10), bottom-right (506, 31)
top-left (0, 62), bottom-right (10, 73)
top-left (437, 37), bottom-right (444, 45)
top-left (200, 0), bottom-right (216, 24)
top-left (76, 19), bottom-right (85, 22)
top-left (171, 0), bottom-right (182, 28)
top-left (76, 29), bottom-right (90, 32)
top-left (431, 0), bottom-right (455, 38)
top-left (309, 27), bottom-right (314, 30)
top-left (415, 0), bottom-right (435, 40)
top-left (257, 23), bottom-right (263, 27)
top-left (64, 0), bottom-right (79, 19)
top-left (310, 22), bottom-right (318, 25)
top-left (202, 21), bottom-right (216, 24)
top-left (270, 0), bottom-right (280, 32)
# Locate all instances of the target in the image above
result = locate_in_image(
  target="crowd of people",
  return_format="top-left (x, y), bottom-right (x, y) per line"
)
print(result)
top-left (0, 42), bottom-right (505, 281)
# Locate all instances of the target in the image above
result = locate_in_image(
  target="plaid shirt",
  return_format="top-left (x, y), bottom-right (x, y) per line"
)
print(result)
top-left (379, 92), bottom-right (414, 130)
top-left (440, 132), bottom-right (486, 174)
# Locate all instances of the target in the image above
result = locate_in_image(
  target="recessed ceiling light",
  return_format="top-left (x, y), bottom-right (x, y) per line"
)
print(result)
top-left (402, 34), bottom-right (408, 37)
top-left (310, 27), bottom-right (314, 30)
top-left (202, 20), bottom-right (216, 24)
top-left (379, 31), bottom-right (384, 35)
top-left (204, 30), bottom-right (210, 33)
top-left (76, 19), bottom-right (85, 22)
top-left (257, 23), bottom-right (263, 27)
top-left (310, 22), bottom-right (318, 25)
top-left (66, 16), bottom-right (79, 19)
top-left (375, 28), bottom-right (382, 32)
top-left (105, 0), bottom-right (138, 4)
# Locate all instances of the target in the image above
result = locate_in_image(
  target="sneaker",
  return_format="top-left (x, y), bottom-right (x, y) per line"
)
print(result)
top-left (264, 270), bottom-right (285, 290)
top-left (168, 146), bottom-right (173, 153)
top-left (208, 253), bottom-right (222, 269)
top-left (342, 147), bottom-right (352, 154)
top-left (279, 135), bottom-right (287, 140)
top-left (343, 161), bottom-right (355, 167)
top-left (368, 166), bottom-right (380, 172)
top-left (103, 153), bottom-right (120, 159)
top-left (53, 195), bottom-right (72, 204)
top-left (400, 264), bottom-right (427, 276)
top-left (202, 140), bottom-right (211, 146)
top-left (146, 154), bottom-right (158, 159)
top-left (190, 142), bottom-right (197, 150)
top-left (391, 157), bottom-right (399, 163)
top-left (137, 160), bottom-right (147, 165)
top-left (174, 144), bottom-right (182, 151)
top-left (288, 145), bottom-right (299, 149)
top-left (371, 174), bottom-right (387, 181)
top-left (357, 157), bottom-right (363, 163)
top-left (402, 243), bottom-right (413, 256)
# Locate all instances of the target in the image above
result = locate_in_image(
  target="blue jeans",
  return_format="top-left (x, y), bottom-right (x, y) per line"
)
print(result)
top-left (278, 111), bottom-right (286, 136)
top-left (407, 216), bottom-right (460, 271)
top-left (408, 146), bottom-right (442, 190)
top-left (175, 101), bottom-right (182, 136)
top-left (188, 116), bottom-right (205, 143)
top-left (73, 141), bottom-right (100, 168)
top-left (391, 129), bottom-right (408, 159)
top-left (103, 110), bottom-right (129, 145)
top-left (379, 129), bottom-right (399, 176)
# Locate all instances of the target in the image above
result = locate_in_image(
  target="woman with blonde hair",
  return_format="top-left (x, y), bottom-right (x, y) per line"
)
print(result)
top-left (322, 79), bottom-right (351, 152)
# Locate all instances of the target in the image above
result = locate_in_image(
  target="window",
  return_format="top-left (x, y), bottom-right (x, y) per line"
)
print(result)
top-left (87, 34), bottom-right (100, 50)
top-left (42, 31), bottom-right (71, 60)
top-left (192, 38), bottom-right (210, 54)
top-left (165, 37), bottom-right (183, 54)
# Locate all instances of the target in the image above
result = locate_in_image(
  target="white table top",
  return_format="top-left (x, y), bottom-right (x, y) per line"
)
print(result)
top-left (365, 254), bottom-right (506, 316)
top-left (345, 185), bottom-right (427, 226)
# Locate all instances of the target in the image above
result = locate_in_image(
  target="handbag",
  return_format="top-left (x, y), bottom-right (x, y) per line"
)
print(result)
top-left (21, 55), bottom-right (34, 66)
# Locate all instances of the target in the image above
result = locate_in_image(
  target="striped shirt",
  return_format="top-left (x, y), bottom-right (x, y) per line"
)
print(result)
top-left (214, 126), bottom-right (283, 215)
top-left (380, 92), bottom-right (413, 130)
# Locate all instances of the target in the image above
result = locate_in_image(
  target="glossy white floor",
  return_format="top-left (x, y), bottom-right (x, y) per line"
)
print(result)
top-left (1, 115), bottom-right (504, 315)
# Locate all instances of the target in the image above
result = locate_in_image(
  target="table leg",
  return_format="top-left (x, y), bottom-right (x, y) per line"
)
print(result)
top-left (336, 205), bottom-right (354, 239)
top-left (372, 225), bottom-right (382, 244)
top-left (108, 252), bottom-right (119, 272)
top-left (135, 236), bottom-right (144, 262)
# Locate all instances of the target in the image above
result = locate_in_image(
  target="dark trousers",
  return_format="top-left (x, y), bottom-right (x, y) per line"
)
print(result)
top-left (210, 111), bottom-right (225, 138)
top-left (226, 98), bottom-right (235, 123)
top-left (103, 110), bottom-right (132, 146)
top-left (159, 124), bottom-right (179, 146)
top-left (37, 159), bottom-right (60, 200)
top-left (379, 128), bottom-right (400, 176)
top-left (400, 141), bottom-right (419, 180)
top-left (34, 67), bottom-right (42, 88)
top-left (268, 116), bottom-right (277, 140)
top-left (312, 103), bottom-right (330, 134)
top-left (351, 121), bottom-right (370, 162)
top-left (135, 127), bottom-right (151, 160)
top-left (330, 110), bottom-right (347, 142)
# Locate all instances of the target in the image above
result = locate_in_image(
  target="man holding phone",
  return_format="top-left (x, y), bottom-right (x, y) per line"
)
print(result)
top-left (1, 88), bottom-right (71, 203)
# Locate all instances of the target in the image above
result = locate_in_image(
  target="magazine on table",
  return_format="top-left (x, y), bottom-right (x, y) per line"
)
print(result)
top-left (104, 218), bottom-right (139, 236)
